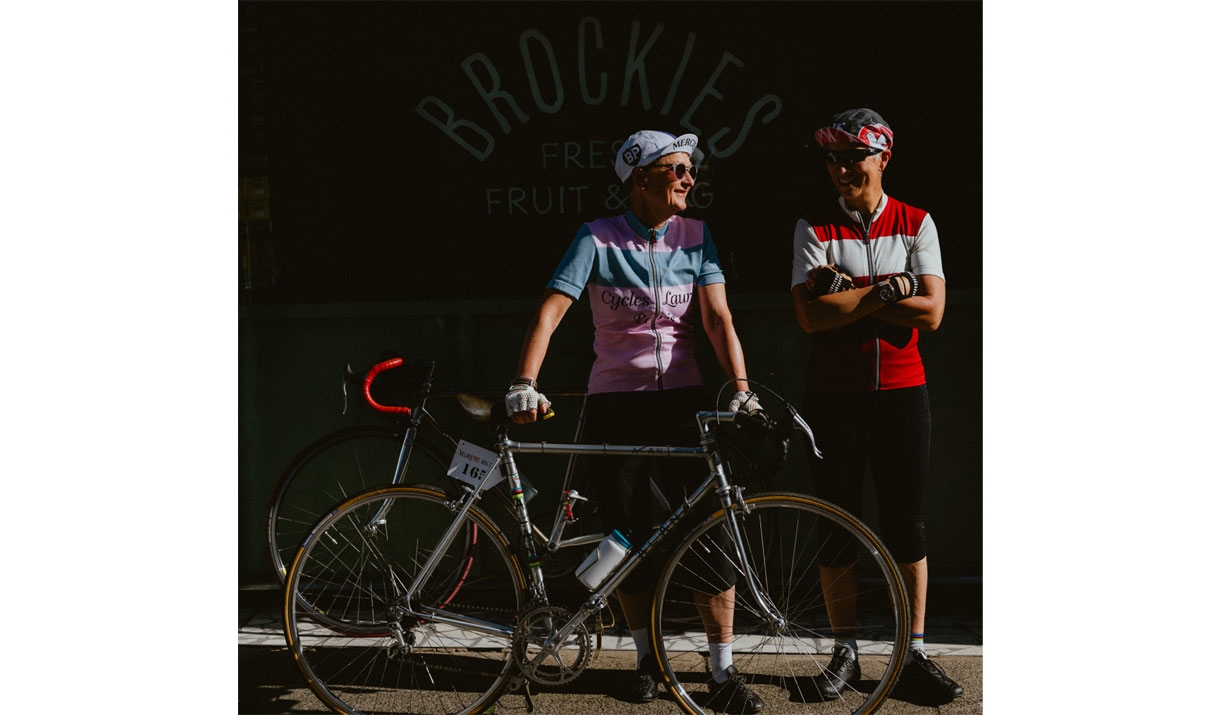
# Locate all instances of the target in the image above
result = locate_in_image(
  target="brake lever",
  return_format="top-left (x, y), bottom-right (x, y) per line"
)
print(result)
top-left (342, 364), bottom-right (352, 415)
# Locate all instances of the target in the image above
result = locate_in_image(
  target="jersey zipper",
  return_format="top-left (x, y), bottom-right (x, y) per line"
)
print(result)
top-left (854, 209), bottom-right (882, 391)
top-left (647, 229), bottom-right (665, 390)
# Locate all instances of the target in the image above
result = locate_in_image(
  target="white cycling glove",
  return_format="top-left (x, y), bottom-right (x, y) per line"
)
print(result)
top-left (729, 390), bottom-right (763, 415)
top-left (505, 383), bottom-right (549, 417)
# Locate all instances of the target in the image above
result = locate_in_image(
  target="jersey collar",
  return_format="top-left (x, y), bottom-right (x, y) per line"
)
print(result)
top-left (837, 193), bottom-right (889, 223)
top-left (625, 209), bottom-right (671, 242)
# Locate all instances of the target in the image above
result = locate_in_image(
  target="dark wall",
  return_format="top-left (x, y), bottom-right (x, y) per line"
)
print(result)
top-left (239, 293), bottom-right (981, 586)
top-left (241, 1), bottom-right (982, 303)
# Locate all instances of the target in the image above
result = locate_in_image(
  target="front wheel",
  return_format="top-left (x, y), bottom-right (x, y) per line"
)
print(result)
top-left (283, 486), bottom-right (528, 715)
top-left (653, 492), bottom-right (910, 715)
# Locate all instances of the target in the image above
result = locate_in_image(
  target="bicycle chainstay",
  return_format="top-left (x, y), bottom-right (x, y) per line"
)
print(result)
top-left (388, 600), bottom-right (605, 681)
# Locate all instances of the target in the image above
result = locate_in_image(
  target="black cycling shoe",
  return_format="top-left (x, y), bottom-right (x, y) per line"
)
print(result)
top-left (812, 644), bottom-right (860, 699)
top-left (706, 665), bottom-right (764, 714)
top-left (633, 653), bottom-right (662, 702)
top-left (894, 651), bottom-right (963, 703)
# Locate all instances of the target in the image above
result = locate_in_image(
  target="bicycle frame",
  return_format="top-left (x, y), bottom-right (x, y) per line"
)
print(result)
top-left (388, 409), bottom-right (790, 663)
top-left (282, 385), bottom-right (915, 715)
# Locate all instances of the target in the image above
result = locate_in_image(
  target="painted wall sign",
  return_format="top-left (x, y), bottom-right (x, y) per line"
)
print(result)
top-left (240, 2), bottom-right (981, 303)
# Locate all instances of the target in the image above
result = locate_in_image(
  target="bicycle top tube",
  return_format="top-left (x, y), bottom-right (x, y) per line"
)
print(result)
top-left (500, 410), bottom-right (735, 457)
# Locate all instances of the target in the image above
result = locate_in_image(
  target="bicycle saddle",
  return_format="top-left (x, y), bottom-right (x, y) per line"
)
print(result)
top-left (456, 392), bottom-right (496, 422)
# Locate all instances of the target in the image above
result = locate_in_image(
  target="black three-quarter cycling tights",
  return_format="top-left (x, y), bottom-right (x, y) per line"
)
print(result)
top-left (802, 384), bottom-right (932, 566)
top-left (581, 386), bottom-right (736, 595)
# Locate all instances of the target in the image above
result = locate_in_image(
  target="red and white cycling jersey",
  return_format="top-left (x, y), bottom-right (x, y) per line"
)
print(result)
top-left (791, 194), bottom-right (945, 391)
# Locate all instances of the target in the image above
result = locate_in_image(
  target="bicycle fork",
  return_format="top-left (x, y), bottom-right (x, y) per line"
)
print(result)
top-left (357, 407), bottom-right (441, 532)
top-left (720, 488), bottom-right (787, 632)
top-left (698, 413), bottom-right (788, 632)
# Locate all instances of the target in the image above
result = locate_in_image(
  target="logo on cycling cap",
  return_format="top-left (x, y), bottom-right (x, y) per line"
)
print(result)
top-left (622, 143), bottom-right (644, 167)
top-left (615, 130), bottom-right (699, 182)
top-left (813, 108), bottom-right (893, 150)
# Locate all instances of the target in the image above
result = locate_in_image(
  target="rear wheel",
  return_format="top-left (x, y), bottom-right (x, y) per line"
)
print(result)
top-left (267, 424), bottom-right (450, 582)
top-left (283, 486), bottom-right (527, 715)
top-left (653, 492), bottom-right (910, 715)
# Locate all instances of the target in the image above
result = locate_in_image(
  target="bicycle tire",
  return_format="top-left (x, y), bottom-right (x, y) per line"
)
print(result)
top-left (652, 492), bottom-right (910, 715)
top-left (284, 485), bottom-right (528, 715)
top-left (267, 423), bottom-right (451, 583)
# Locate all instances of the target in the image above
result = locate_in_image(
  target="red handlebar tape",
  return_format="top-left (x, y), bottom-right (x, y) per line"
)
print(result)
top-left (363, 358), bottom-right (413, 414)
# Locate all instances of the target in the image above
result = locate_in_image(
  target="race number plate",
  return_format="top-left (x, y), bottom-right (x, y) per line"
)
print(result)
top-left (447, 440), bottom-right (503, 490)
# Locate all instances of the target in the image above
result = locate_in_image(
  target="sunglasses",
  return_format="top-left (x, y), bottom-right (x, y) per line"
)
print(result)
top-left (824, 147), bottom-right (883, 166)
top-left (652, 162), bottom-right (699, 181)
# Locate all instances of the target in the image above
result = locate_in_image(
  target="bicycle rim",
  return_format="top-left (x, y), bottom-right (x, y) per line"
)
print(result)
top-left (653, 492), bottom-right (910, 715)
top-left (267, 424), bottom-right (450, 583)
top-left (284, 486), bottom-right (527, 715)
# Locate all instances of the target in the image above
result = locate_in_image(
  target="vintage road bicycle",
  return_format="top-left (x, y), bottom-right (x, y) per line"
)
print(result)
top-left (281, 359), bottom-right (911, 715)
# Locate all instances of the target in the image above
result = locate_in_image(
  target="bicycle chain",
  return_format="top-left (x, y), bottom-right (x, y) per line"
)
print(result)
top-left (390, 650), bottom-right (508, 679)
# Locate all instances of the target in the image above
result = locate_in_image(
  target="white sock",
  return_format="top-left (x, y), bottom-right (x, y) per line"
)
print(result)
top-left (631, 628), bottom-right (650, 668)
top-left (709, 642), bottom-right (733, 683)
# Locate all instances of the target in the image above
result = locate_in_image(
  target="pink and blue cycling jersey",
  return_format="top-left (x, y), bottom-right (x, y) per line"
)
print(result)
top-left (548, 210), bottom-right (725, 395)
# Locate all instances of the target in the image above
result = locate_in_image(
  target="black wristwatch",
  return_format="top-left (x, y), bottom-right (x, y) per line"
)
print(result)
top-left (877, 280), bottom-right (897, 303)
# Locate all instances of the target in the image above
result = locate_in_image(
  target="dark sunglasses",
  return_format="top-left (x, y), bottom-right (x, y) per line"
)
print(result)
top-left (652, 162), bottom-right (699, 181)
top-left (824, 147), bottom-right (882, 166)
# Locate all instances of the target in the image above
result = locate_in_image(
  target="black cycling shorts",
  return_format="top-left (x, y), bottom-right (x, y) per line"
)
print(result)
top-left (581, 387), bottom-right (737, 595)
top-left (803, 384), bottom-right (931, 566)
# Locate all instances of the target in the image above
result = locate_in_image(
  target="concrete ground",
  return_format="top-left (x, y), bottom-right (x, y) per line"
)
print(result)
top-left (239, 584), bottom-right (981, 714)
top-left (239, 646), bottom-right (981, 714)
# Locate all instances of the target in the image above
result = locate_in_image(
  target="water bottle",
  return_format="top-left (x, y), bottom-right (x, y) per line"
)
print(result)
top-left (575, 529), bottom-right (631, 590)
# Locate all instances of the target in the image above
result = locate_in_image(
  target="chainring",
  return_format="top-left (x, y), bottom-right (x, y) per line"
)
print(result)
top-left (512, 605), bottom-right (592, 686)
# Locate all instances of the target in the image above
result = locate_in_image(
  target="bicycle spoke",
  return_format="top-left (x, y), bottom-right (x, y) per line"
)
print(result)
top-left (654, 493), bottom-right (909, 715)
top-left (285, 487), bottom-right (525, 715)
top-left (267, 425), bottom-right (450, 583)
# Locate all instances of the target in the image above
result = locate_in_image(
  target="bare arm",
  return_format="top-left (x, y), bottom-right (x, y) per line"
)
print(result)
top-left (511, 289), bottom-right (574, 423)
top-left (871, 274), bottom-right (945, 331)
top-left (698, 282), bottom-right (750, 392)
top-left (791, 272), bottom-right (945, 333)
top-left (791, 278), bottom-right (887, 333)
